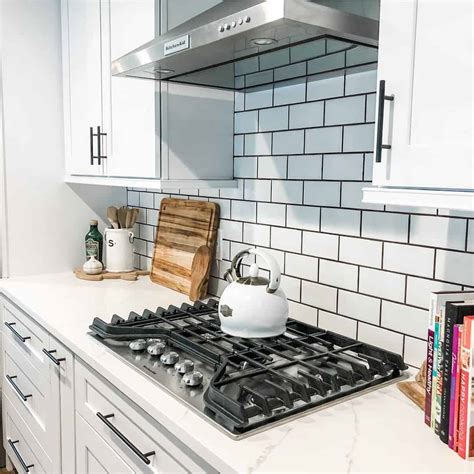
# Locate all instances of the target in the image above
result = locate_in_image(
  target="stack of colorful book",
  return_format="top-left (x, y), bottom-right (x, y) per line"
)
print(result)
top-left (425, 291), bottom-right (474, 459)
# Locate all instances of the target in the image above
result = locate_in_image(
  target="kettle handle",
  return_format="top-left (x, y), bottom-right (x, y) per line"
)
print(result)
top-left (230, 248), bottom-right (281, 294)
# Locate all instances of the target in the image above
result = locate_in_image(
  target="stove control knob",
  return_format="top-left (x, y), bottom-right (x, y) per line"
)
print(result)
top-left (129, 339), bottom-right (147, 351)
top-left (175, 359), bottom-right (194, 375)
top-left (147, 341), bottom-right (166, 356)
top-left (146, 338), bottom-right (163, 344)
top-left (183, 371), bottom-right (203, 387)
top-left (160, 351), bottom-right (179, 365)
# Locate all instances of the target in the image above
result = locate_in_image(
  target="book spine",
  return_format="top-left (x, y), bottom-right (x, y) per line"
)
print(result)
top-left (425, 328), bottom-right (435, 426)
top-left (432, 317), bottom-right (440, 431)
top-left (453, 325), bottom-right (464, 451)
top-left (436, 306), bottom-right (447, 435)
top-left (448, 324), bottom-right (460, 448)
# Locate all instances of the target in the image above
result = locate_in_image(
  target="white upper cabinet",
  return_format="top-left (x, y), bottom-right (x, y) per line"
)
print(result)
top-left (364, 0), bottom-right (473, 210)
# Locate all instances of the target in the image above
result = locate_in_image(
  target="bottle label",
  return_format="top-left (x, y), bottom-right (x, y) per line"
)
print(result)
top-left (85, 238), bottom-right (99, 257)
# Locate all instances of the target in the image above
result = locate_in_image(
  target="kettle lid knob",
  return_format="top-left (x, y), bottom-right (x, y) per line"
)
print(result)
top-left (249, 263), bottom-right (259, 278)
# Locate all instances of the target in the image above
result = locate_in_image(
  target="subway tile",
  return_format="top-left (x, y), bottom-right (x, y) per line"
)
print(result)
top-left (271, 227), bottom-right (302, 252)
top-left (245, 70), bottom-right (273, 87)
top-left (321, 208), bottom-right (361, 236)
top-left (287, 155), bottom-right (322, 179)
top-left (405, 276), bottom-right (461, 309)
top-left (146, 209), bottom-right (159, 226)
top-left (220, 179), bottom-right (244, 200)
top-left (345, 64), bottom-right (377, 95)
top-left (302, 231), bottom-right (339, 259)
top-left (362, 211), bottom-right (409, 243)
top-left (258, 156), bottom-right (287, 179)
top-left (288, 301), bottom-right (318, 325)
top-left (383, 243), bottom-right (435, 278)
top-left (198, 188), bottom-right (219, 198)
top-left (308, 52), bottom-right (345, 75)
top-left (220, 220), bottom-right (243, 241)
top-left (290, 38), bottom-right (326, 63)
top-left (153, 193), bottom-right (168, 209)
top-left (274, 62), bottom-right (306, 82)
top-left (358, 323), bottom-right (404, 355)
top-left (326, 39), bottom-right (352, 53)
top-left (235, 76), bottom-right (245, 89)
top-left (281, 275), bottom-right (301, 301)
top-left (323, 154), bottom-right (364, 181)
top-left (273, 130), bottom-right (304, 155)
top-left (384, 205), bottom-right (437, 215)
top-left (343, 123), bottom-right (375, 152)
top-left (243, 222), bottom-right (270, 247)
top-left (339, 236), bottom-right (382, 268)
top-left (285, 253), bottom-right (319, 281)
top-left (468, 220), bottom-right (474, 252)
top-left (341, 182), bottom-right (384, 210)
top-left (363, 153), bottom-right (374, 181)
top-left (304, 181), bottom-right (341, 207)
top-left (404, 336), bottom-right (427, 368)
top-left (287, 205), bottom-right (320, 231)
top-left (272, 180), bottom-right (303, 204)
top-left (438, 209), bottom-right (474, 219)
top-left (234, 135), bottom-right (244, 156)
top-left (234, 110), bottom-right (258, 133)
top-left (234, 90), bottom-right (245, 111)
top-left (139, 192), bottom-right (154, 208)
top-left (259, 106), bottom-right (289, 132)
top-left (235, 56), bottom-right (259, 76)
top-left (301, 281), bottom-right (337, 312)
top-left (381, 301), bottom-right (428, 339)
top-left (289, 101), bottom-right (324, 129)
top-left (319, 259), bottom-right (358, 291)
top-left (213, 198), bottom-right (230, 220)
top-left (305, 127), bottom-right (342, 154)
top-left (260, 48), bottom-right (290, 70)
top-left (318, 311), bottom-right (357, 338)
top-left (325, 95), bottom-right (365, 126)
top-left (128, 190), bottom-right (139, 207)
top-left (140, 224), bottom-right (154, 242)
top-left (359, 267), bottom-right (406, 302)
top-left (307, 71), bottom-right (344, 101)
top-left (366, 93), bottom-right (376, 122)
top-left (410, 215), bottom-right (467, 251)
top-left (134, 238), bottom-right (146, 255)
top-left (208, 276), bottom-right (227, 298)
top-left (245, 133), bottom-right (272, 155)
top-left (435, 250), bottom-right (474, 286)
top-left (244, 179), bottom-right (271, 202)
top-left (257, 202), bottom-right (286, 227)
top-left (338, 291), bottom-right (380, 325)
top-left (231, 242), bottom-right (255, 262)
top-left (346, 46), bottom-right (378, 67)
top-left (245, 85), bottom-right (273, 110)
top-left (274, 78), bottom-right (306, 106)
top-left (231, 200), bottom-right (256, 223)
top-left (255, 247), bottom-right (285, 273)
top-left (234, 156), bottom-right (258, 178)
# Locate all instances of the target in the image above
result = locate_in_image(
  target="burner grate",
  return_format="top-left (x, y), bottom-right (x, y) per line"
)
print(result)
top-left (90, 299), bottom-right (407, 435)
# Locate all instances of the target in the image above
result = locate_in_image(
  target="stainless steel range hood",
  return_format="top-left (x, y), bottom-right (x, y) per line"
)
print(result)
top-left (111, 0), bottom-right (379, 90)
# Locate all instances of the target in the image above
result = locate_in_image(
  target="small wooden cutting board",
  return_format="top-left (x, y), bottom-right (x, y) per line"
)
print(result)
top-left (74, 269), bottom-right (149, 281)
top-left (150, 198), bottom-right (219, 300)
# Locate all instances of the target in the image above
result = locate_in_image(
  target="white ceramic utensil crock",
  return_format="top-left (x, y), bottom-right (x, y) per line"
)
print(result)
top-left (104, 228), bottom-right (135, 272)
top-left (218, 248), bottom-right (288, 338)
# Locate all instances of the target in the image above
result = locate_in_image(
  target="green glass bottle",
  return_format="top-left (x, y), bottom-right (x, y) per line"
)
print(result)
top-left (85, 219), bottom-right (103, 263)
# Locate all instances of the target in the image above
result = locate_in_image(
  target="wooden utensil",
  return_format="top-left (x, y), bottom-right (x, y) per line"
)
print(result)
top-left (130, 208), bottom-right (140, 228)
top-left (150, 198), bottom-right (219, 301)
top-left (107, 206), bottom-right (119, 229)
top-left (125, 208), bottom-right (133, 229)
top-left (118, 206), bottom-right (128, 229)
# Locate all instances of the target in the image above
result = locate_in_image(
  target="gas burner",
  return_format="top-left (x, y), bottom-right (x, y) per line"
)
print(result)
top-left (90, 300), bottom-right (408, 438)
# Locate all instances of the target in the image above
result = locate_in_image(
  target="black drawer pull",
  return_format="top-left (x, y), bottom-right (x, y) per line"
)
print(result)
top-left (375, 79), bottom-right (394, 163)
top-left (6, 375), bottom-right (32, 402)
top-left (4, 322), bottom-right (31, 343)
top-left (8, 439), bottom-right (34, 472)
top-left (42, 348), bottom-right (66, 366)
top-left (90, 126), bottom-right (95, 165)
top-left (97, 412), bottom-right (155, 465)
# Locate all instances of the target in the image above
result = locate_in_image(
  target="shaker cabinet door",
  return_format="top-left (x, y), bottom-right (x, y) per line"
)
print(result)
top-left (374, 0), bottom-right (473, 190)
top-left (62, 0), bottom-right (103, 176)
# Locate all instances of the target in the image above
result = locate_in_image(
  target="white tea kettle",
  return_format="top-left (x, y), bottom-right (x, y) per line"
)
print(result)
top-left (218, 248), bottom-right (288, 338)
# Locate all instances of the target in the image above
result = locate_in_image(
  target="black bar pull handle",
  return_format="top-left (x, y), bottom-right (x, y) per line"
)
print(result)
top-left (42, 348), bottom-right (66, 366)
top-left (6, 375), bottom-right (32, 402)
top-left (97, 412), bottom-right (155, 465)
top-left (97, 126), bottom-right (102, 166)
top-left (90, 126), bottom-right (94, 165)
top-left (375, 79), bottom-right (394, 163)
top-left (8, 439), bottom-right (34, 472)
top-left (4, 322), bottom-right (31, 343)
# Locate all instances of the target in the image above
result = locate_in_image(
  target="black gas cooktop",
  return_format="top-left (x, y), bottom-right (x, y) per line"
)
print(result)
top-left (90, 299), bottom-right (408, 439)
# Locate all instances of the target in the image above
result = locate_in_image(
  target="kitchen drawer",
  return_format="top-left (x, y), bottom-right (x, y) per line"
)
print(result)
top-left (3, 392), bottom-right (52, 473)
top-left (2, 298), bottom-right (50, 377)
top-left (75, 359), bottom-right (211, 473)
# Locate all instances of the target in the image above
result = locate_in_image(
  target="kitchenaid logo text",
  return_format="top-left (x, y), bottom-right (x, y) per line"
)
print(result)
top-left (164, 35), bottom-right (190, 56)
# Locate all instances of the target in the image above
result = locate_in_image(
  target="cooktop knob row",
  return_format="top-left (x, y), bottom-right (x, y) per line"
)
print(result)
top-left (182, 371), bottom-right (203, 387)
top-left (147, 341), bottom-right (166, 356)
top-left (175, 359), bottom-right (194, 375)
top-left (129, 339), bottom-right (147, 351)
top-left (160, 351), bottom-right (179, 365)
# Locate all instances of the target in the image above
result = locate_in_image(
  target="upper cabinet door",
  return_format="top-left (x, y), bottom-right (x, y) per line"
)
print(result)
top-left (103, 0), bottom-right (158, 178)
top-left (374, 0), bottom-right (473, 190)
top-left (62, 0), bottom-right (103, 176)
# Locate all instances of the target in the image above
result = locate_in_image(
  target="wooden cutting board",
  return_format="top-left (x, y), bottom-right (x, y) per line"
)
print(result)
top-left (150, 198), bottom-right (219, 300)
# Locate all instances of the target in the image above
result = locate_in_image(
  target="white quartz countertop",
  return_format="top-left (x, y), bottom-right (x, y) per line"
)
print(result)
top-left (0, 272), bottom-right (472, 473)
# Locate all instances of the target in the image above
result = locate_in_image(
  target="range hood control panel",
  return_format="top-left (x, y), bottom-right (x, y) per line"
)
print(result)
top-left (218, 16), bottom-right (251, 33)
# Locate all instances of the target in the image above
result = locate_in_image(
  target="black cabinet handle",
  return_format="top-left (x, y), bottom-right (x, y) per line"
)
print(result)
top-left (42, 348), bottom-right (66, 366)
top-left (97, 412), bottom-right (155, 465)
top-left (90, 126), bottom-right (95, 165)
top-left (4, 322), bottom-right (31, 343)
top-left (97, 126), bottom-right (107, 165)
top-left (6, 375), bottom-right (32, 402)
top-left (8, 439), bottom-right (34, 472)
top-left (375, 79), bottom-right (394, 163)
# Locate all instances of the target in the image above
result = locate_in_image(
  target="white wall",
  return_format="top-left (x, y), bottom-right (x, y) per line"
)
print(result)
top-left (0, 0), bottom-right (125, 278)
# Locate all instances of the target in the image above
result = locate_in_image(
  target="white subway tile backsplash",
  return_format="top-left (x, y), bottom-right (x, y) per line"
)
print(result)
top-left (319, 259), bottom-right (358, 291)
top-left (146, 209), bottom-right (159, 226)
top-left (234, 90), bottom-right (245, 111)
top-left (410, 215), bottom-right (467, 250)
top-left (259, 106), bottom-right (289, 132)
top-left (257, 202), bottom-right (286, 226)
top-left (287, 205), bottom-right (320, 231)
top-left (308, 52), bottom-right (345, 75)
top-left (341, 182), bottom-right (384, 210)
top-left (468, 221), bottom-right (474, 252)
top-left (245, 132), bottom-right (272, 155)
top-left (381, 301), bottom-right (428, 339)
top-left (245, 70), bottom-right (273, 87)
top-left (346, 46), bottom-right (378, 67)
top-left (304, 181), bottom-right (341, 207)
top-left (271, 227), bottom-right (302, 252)
top-left (318, 311), bottom-right (357, 338)
top-left (285, 253), bottom-right (319, 281)
top-left (139, 192), bottom-right (153, 208)
top-left (325, 96), bottom-right (365, 126)
top-left (231, 200), bottom-right (256, 222)
top-left (290, 38), bottom-right (326, 63)
top-left (404, 336), bottom-right (427, 368)
top-left (280, 275), bottom-right (301, 301)
top-left (244, 179), bottom-right (271, 202)
top-left (307, 71), bottom-right (344, 100)
top-left (272, 180), bottom-right (303, 204)
top-left (321, 208), bottom-right (361, 236)
top-left (338, 291), bottom-right (380, 325)
top-left (302, 231), bottom-right (338, 259)
top-left (255, 246), bottom-right (285, 272)
top-left (220, 179), bottom-right (244, 200)
top-left (435, 250), bottom-right (474, 286)
top-left (234, 157), bottom-right (258, 178)
top-left (345, 64), bottom-right (377, 95)
top-left (287, 155), bottom-right (322, 179)
top-left (358, 323), bottom-right (403, 355)
top-left (405, 276), bottom-right (461, 309)
top-left (245, 85), bottom-right (273, 110)
top-left (339, 236), bottom-right (382, 268)
top-left (274, 62), bottom-right (306, 82)
top-left (383, 243), bottom-right (435, 278)
top-left (366, 93), bottom-right (376, 122)
top-left (220, 220), bottom-right (243, 241)
top-left (243, 222), bottom-right (270, 247)
top-left (362, 211), bottom-right (409, 243)
top-left (301, 281), bottom-right (337, 312)
top-left (359, 267), bottom-right (406, 302)
top-left (258, 156), bottom-right (287, 179)
top-left (274, 78), bottom-right (306, 106)
top-left (343, 123), bottom-right (375, 152)
top-left (128, 190), bottom-right (139, 207)
top-left (323, 154), bottom-right (364, 181)
top-left (260, 48), bottom-right (290, 70)
top-left (235, 56), bottom-right (259, 76)
top-left (273, 130), bottom-right (304, 155)
top-left (234, 110), bottom-right (258, 133)
top-left (288, 301), bottom-right (318, 325)
top-left (305, 127), bottom-right (342, 154)
top-left (289, 101), bottom-right (324, 129)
